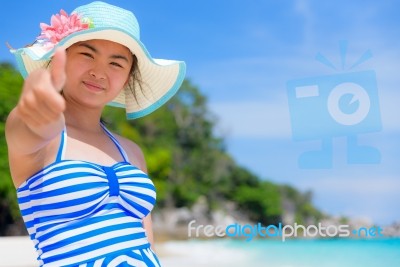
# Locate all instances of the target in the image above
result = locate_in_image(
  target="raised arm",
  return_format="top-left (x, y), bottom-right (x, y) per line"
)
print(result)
top-left (5, 48), bottom-right (66, 155)
top-left (5, 49), bottom-right (67, 186)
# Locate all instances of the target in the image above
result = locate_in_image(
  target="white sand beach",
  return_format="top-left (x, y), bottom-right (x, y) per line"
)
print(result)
top-left (0, 237), bottom-right (36, 267)
top-left (0, 237), bottom-right (251, 267)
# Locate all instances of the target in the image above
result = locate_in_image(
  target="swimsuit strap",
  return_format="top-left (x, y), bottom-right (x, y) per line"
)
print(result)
top-left (55, 124), bottom-right (130, 163)
top-left (55, 128), bottom-right (67, 162)
top-left (100, 123), bottom-right (130, 162)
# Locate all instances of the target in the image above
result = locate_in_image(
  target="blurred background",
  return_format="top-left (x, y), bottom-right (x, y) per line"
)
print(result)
top-left (1, 0), bottom-right (399, 266)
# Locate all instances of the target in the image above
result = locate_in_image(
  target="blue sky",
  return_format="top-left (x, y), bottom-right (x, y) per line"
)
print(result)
top-left (1, 0), bottom-right (399, 226)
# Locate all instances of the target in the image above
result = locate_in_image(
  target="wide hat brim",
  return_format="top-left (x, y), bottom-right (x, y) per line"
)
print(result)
top-left (11, 2), bottom-right (186, 119)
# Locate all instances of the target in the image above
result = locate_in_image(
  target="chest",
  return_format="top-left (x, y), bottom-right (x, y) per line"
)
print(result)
top-left (64, 135), bottom-right (126, 165)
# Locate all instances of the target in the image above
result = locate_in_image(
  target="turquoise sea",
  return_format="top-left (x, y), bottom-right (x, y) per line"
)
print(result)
top-left (160, 238), bottom-right (400, 267)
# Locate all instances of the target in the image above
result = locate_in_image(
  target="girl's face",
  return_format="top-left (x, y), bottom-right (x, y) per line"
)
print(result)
top-left (63, 39), bottom-right (133, 108)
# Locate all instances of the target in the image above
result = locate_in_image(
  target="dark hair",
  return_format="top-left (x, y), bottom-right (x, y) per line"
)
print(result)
top-left (127, 53), bottom-right (145, 105)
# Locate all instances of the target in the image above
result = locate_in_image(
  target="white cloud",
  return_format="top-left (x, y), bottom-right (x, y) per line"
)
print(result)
top-left (305, 174), bottom-right (400, 194)
top-left (209, 99), bottom-right (292, 139)
top-left (293, 174), bottom-right (400, 225)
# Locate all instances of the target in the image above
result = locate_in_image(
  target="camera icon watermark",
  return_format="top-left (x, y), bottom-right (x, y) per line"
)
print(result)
top-left (287, 42), bottom-right (382, 169)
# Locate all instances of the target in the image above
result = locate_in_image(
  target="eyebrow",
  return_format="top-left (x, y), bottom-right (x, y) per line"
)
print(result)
top-left (78, 43), bottom-right (130, 63)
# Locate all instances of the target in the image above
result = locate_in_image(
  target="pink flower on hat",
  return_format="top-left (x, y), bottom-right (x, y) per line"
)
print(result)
top-left (37, 9), bottom-right (93, 49)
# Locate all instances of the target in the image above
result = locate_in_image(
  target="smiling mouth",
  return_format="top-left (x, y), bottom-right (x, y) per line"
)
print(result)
top-left (83, 81), bottom-right (105, 92)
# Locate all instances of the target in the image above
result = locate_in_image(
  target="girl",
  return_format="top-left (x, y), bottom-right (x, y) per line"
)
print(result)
top-left (6, 1), bottom-right (185, 266)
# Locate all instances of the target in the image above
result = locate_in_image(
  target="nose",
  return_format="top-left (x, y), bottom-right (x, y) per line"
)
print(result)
top-left (89, 65), bottom-right (106, 80)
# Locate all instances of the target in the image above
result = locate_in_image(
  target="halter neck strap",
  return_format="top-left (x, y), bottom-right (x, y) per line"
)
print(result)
top-left (55, 124), bottom-right (130, 163)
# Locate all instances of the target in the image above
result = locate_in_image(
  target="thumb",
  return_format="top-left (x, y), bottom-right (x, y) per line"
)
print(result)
top-left (50, 48), bottom-right (67, 92)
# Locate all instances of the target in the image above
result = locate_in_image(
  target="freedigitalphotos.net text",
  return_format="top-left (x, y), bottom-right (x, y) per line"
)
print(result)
top-left (188, 220), bottom-right (384, 241)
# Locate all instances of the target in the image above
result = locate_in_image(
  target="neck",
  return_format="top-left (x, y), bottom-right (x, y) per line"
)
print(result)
top-left (64, 101), bottom-right (104, 133)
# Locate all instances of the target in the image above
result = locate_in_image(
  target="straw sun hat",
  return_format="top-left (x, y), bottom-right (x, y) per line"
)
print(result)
top-left (11, 1), bottom-right (186, 119)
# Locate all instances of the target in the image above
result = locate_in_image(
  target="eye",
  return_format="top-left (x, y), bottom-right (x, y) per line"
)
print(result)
top-left (110, 61), bottom-right (125, 69)
top-left (80, 52), bottom-right (94, 58)
top-left (110, 62), bottom-right (124, 68)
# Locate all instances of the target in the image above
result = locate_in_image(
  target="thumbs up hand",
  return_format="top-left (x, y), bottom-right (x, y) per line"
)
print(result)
top-left (16, 48), bottom-right (67, 132)
top-left (50, 48), bottom-right (67, 92)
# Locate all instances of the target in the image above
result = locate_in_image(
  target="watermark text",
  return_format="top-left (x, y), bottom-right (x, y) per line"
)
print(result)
top-left (188, 220), bottom-right (384, 241)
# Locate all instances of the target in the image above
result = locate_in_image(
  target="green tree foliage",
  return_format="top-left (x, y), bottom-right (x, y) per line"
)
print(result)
top-left (280, 185), bottom-right (325, 224)
top-left (0, 63), bottom-right (24, 233)
top-left (0, 63), bottom-right (324, 235)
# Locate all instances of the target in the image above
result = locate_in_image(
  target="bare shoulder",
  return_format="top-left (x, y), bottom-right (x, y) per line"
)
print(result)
top-left (112, 132), bottom-right (147, 172)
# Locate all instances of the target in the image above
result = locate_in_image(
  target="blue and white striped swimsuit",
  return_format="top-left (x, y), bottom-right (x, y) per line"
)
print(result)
top-left (16, 124), bottom-right (160, 267)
